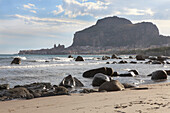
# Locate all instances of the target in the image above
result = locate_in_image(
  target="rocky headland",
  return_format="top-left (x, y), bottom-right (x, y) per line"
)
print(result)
top-left (18, 16), bottom-right (170, 55)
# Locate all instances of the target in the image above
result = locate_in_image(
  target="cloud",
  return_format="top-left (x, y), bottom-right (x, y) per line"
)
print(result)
top-left (23, 3), bottom-right (36, 9)
top-left (11, 14), bottom-right (93, 26)
top-left (30, 10), bottom-right (37, 14)
top-left (62, 0), bottom-right (110, 18)
top-left (52, 5), bottom-right (64, 15)
top-left (124, 8), bottom-right (154, 16)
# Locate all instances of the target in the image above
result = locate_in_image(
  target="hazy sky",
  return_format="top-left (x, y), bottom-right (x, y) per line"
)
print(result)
top-left (1, 0), bottom-right (170, 54)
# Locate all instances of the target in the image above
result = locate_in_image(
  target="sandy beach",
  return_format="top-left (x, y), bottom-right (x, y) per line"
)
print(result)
top-left (0, 83), bottom-right (170, 113)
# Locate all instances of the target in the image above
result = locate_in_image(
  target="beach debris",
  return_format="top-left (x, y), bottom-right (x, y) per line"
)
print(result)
top-left (151, 70), bottom-right (168, 80)
top-left (82, 67), bottom-right (114, 78)
top-left (92, 73), bottom-right (111, 87)
top-left (59, 75), bottom-right (84, 88)
top-left (11, 57), bottom-right (21, 64)
top-left (75, 56), bottom-right (84, 61)
top-left (99, 80), bottom-right (125, 92)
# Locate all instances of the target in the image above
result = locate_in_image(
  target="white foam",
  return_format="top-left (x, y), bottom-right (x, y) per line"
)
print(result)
top-left (13, 56), bottom-right (27, 60)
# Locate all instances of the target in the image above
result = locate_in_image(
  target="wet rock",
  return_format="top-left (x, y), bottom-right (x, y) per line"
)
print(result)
top-left (11, 58), bottom-right (21, 64)
top-left (128, 70), bottom-right (139, 75)
top-left (14, 82), bottom-right (53, 91)
top-left (151, 61), bottom-right (162, 64)
top-left (111, 54), bottom-right (118, 59)
top-left (165, 70), bottom-right (170, 75)
top-left (75, 56), bottom-right (84, 61)
top-left (112, 61), bottom-right (117, 64)
top-left (99, 80), bottom-right (125, 92)
top-left (122, 83), bottom-right (136, 88)
top-left (112, 71), bottom-right (119, 76)
top-left (129, 56), bottom-right (133, 59)
top-left (151, 70), bottom-right (168, 80)
top-left (2, 87), bottom-right (34, 100)
top-left (55, 86), bottom-right (69, 95)
top-left (68, 55), bottom-right (73, 58)
top-left (118, 60), bottom-right (128, 64)
top-left (136, 55), bottom-right (145, 61)
top-left (92, 73), bottom-right (110, 86)
top-left (102, 56), bottom-right (110, 60)
top-left (0, 84), bottom-right (9, 90)
top-left (130, 61), bottom-right (137, 64)
top-left (82, 67), bottom-right (114, 78)
top-left (80, 89), bottom-right (98, 93)
top-left (106, 62), bottom-right (110, 64)
top-left (59, 75), bottom-right (84, 88)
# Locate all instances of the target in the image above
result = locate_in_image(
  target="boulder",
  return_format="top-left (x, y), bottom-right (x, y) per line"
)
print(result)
top-left (165, 70), bottom-right (170, 75)
top-left (106, 62), bottom-right (110, 64)
top-left (0, 84), bottom-right (9, 90)
top-left (59, 75), bottom-right (84, 88)
top-left (99, 80), bottom-right (124, 92)
top-left (129, 56), bottom-right (133, 59)
top-left (112, 61), bottom-right (117, 64)
top-left (151, 70), bottom-right (168, 80)
top-left (83, 67), bottom-right (114, 78)
top-left (130, 61), bottom-right (137, 64)
top-left (136, 55), bottom-right (145, 61)
top-left (92, 73), bottom-right (110, 86)
top-left (118, 60), bottom-right (127, 64)
top-left (55, 86), bottom-right (69, 95)
top-left (75, 56), bottom-right (84, 61)
top-left (68, 55), bottom-right (73, 58)
top-left (11, 58), bottom-right (21, 64)
top-left (128, 70), bottom-right (139, 75)
top-left (102, 56), bottom-right (110, 60)
top-left (151, 61), bottom-right (162, 64)
top-left (111, 54), bottom-right (118, 59)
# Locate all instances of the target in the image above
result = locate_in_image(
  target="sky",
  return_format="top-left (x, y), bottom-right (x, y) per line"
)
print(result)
top-left (1, 0), bottom-right (170, 54)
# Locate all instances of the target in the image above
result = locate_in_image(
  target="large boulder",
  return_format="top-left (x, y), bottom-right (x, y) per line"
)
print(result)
top-left (92, 73), bottom-right (110, 86)
top-left (151, 70), bottom-right (168, 80)
top-left (59, 75), bottom-right (84, 88)
top-left (11, 58), bottom-right (21, 64)
top-left (68, 55), bottom-right (73, 58)
top-left (83, 67), bottom-right (114, 78)
top-left (99, 80), bottom-right (125, 92)
top-left (128, 70), bottom-right (139, 75)
top-left (75, 56), bottom-right (84, 61)
top-left (136, 55), bottom-right (145, 61)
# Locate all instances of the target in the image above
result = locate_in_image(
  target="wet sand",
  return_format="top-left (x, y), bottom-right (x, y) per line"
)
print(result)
top-left (0, 83), bottom-right (170, 113)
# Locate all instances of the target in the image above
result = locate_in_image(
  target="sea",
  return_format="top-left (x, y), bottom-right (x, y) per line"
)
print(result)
top-left (0, 54), bottom-right (170, 89)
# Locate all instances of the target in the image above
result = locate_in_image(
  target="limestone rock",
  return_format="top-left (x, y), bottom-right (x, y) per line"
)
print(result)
top-left (99, 80), bottom-right (125, 92)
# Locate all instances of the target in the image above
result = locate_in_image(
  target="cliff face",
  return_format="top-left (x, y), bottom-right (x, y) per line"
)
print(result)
top-left (71, 16), bottom-right (169, 48)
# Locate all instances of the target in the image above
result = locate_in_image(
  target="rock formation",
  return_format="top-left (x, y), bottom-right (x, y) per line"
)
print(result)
top-left (71, 16), bottom-right (169, 48)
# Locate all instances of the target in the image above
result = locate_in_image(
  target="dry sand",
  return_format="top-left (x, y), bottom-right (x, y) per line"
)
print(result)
top-left (1, 83), bottom-right (170, 113)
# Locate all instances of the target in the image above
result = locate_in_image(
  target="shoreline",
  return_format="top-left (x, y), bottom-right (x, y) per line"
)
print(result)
top-left (1, 83), bottom-right (170, 113)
